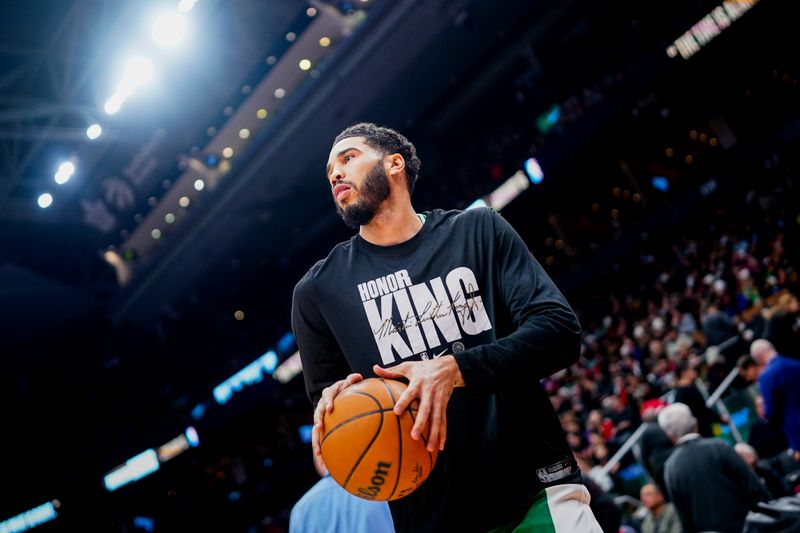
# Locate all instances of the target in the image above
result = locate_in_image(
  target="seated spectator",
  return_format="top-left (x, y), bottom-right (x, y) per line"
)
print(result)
top-left (636, 399), bottom-right (674, 493)
top-left (603, 394), bottom-right (637, 441)
top-left (732, 354), bottom-right (760, 397)
top-left (702, 302), bottom-right (739, 347)
top-left (659, 403), bottom-right (769, 533)
top-left (764, 293), bottom-right (800, 358)
top-left (734, 442), bottom-right (793, 498)
top-left (752, 339), bottom-right (800, 459)
top-left (671, 360), bottom-right (723, 437)
top-left (639, 483), bottom-right (682, 533)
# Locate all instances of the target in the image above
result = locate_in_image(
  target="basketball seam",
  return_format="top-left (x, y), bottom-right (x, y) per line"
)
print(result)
top-left (379, 379), bottom-right (402, 500)
top-left (338, 391), bottom-right (385, 490)
top-left (320, 407), bottom-right (393, 446)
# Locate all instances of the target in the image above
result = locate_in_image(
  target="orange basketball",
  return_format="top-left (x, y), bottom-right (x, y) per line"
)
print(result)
top-left (320, 377), bottom-right (438, 501)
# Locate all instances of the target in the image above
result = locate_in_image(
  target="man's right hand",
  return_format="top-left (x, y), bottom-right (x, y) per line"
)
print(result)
top-left (312, 373), bottom-right (363, 459)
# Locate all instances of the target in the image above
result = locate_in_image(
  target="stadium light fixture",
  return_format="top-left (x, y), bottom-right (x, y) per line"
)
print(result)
top-left (0, 501), bottom-right (58, 532)
top-left (151, 12), bottom-right (187, 48)
top-left (104, 56), bottom-right (154, 115)
top-left (86, 123), bottom-right (102, 140)
top-left (103, 449), bottom-right (159, 491)
top-left (524, 157), bottom-right (544, 185)
top-left (177, 0), bottom-right (197, 14)
top-left (651, 176), bottom-right (669, 192)
top-left (37, 193), bottom-right (53, 209)
top-left (54, 161), bottom-right (76, 185)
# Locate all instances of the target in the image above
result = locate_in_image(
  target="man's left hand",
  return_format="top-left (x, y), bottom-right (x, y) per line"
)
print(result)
top-left (373, 355), bottom-right (465, 452)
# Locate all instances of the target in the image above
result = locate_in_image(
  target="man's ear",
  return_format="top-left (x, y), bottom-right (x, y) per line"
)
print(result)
top-left (385, 153), bottom-right (406, 179)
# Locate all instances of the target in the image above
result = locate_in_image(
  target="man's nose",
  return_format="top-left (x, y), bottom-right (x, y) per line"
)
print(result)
top-left (329, 167), bottom-right (343, 186)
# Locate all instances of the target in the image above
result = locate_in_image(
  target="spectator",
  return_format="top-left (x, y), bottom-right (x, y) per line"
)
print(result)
top-left (748, 394), bottom-right (789, 459)
top-left (732, 355), bottom-right (760, 394)
top-left (671, 360), bottom-right (722, 438)
top-left (751, 338), bottom-right (800, 459)
top-left (289, 452), bottom-right (394, 533)
top-left (636, 399), bottom-right (674, 494)
top-left (734, 442), bottom-right (793, 498)
top-left (603, 394), bottom-right (637, 440)
top-left (725, 354), bottom-right (761, 412)
top-left (702, 302), bottom-right (739, 347)
top-left (764, 293), bottom-right (800, 358)
top-left (659, 403), bottom-right (769, 533)
top-left (639, 483), bottom-right (682, 533)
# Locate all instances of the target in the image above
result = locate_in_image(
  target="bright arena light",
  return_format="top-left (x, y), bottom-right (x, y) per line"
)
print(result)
top-left (298, 59), bottom-right (312, 71)
top-left (0, 502), bottom-right (58, 532)
top-left (122, 56), bottom-right (154, 89)
top-left (151, 12), bottom-right (187, 48)
top-left (86, 123), bottom-right (102, 139)
top-left (194, 179), bottom-right (205, 191)
top-left (55, 161), bottom-right (76, 185)
top-left (38, 193), bottom-right (53, 208)
top-left (104, 93), bottom-right (124, 115)
top-left (524, 157), bottom-right (544, 184)
top-left (104, 449), bottom-right (160, 492)
top-left (177, 0), bottom-right (197, 13)
top-left (105, 56), bottom-right (154, 115)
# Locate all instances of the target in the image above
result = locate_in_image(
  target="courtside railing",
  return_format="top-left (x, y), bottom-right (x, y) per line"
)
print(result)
top-left (600, 334), bottom-right (743, 476)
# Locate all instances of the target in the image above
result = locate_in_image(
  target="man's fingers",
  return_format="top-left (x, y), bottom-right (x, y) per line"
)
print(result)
top-left (345, 373), bottom-right (363, 386)
top-left (311, 424), bottom-right (323, 457)
top-left (374, 363), bottom-right (406, 380)
top-left (427, 393), bottom-right (444, 452)
top-left (439, 410), bottom-right (447, 451)
top-left (311, 374), bottom-right (367, 460)
top-left (393, 385), bottom-right (416, 415)
top-left (411, 394), bottom-right (431, 441)
top-left (427, 413), bottom-right (439, 452)
top-left (319, 385), bottom-right (334, 413)
top-left (321, 374), bottom-right (363, 415)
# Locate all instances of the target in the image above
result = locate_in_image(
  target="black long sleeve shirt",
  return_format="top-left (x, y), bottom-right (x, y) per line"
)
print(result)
top-left (291, 208), bottom-right (582, 532)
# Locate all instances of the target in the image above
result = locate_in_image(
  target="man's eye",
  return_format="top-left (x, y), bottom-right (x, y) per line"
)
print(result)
top-left (344, 154), bottom-right (353, 163)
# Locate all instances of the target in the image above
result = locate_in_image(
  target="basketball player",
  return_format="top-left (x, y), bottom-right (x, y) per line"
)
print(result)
top-left (292, 123), bottom-right (602, 532)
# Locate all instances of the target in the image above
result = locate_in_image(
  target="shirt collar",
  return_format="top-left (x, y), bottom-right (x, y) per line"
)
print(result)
top-left (677, 432), bottom-right (701, 445)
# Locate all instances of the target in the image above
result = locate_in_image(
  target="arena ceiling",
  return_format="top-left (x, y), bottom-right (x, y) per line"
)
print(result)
top-left (2, 0), bottom-right (760, 341)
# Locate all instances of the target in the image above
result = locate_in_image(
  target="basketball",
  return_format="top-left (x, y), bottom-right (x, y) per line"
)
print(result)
top-left (320, 377), bottom-right (438, 501)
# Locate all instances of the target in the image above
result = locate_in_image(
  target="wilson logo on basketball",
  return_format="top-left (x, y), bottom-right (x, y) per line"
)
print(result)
top-left (356, 460), bottom-right (393, 500)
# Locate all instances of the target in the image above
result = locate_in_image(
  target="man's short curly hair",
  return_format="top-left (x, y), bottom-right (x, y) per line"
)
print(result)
top-left (333, 123), bottom-right (421, 194)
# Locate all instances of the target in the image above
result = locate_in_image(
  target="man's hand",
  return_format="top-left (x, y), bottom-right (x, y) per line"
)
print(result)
top-left (312, 373), bottom-right (363, 459)
top-left (373, 355), bottom-right (465, 452)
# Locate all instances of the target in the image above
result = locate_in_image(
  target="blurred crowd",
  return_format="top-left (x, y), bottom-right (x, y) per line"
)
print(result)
top-left (542, 175), bottom-right (800, 531)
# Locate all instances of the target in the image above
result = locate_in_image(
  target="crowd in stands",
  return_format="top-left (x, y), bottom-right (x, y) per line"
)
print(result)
top-left (541, 166), bottom-right (800, 531)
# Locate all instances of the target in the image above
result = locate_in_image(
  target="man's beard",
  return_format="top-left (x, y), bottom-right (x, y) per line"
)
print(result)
top-left (335, 162), bottom-right (391, 229)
